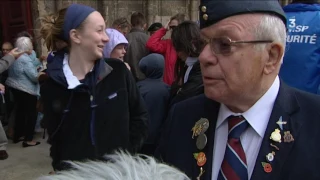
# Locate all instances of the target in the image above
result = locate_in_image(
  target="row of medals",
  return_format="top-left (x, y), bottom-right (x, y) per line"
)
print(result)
top-left (192, 118), bottom-right (210, 180)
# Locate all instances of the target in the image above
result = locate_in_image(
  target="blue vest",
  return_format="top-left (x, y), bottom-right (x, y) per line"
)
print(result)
top-left (280, 3), bottom-right (320, 94)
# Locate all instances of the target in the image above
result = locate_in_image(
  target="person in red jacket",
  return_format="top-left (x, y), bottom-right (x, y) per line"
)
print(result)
top-left (146, 13), bottom-right (186, 85)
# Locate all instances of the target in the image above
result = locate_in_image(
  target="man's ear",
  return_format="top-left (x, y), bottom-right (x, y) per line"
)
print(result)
top-left (69, 29), bottom-right (81, 44)
top-left (264, 42), bottom-right (284, 75)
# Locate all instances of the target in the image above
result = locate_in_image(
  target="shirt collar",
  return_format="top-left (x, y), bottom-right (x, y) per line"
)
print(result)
top-left (62, 54), bottom-right (82, 89)
top-left (185, 57), bottom-right (198, 67)
top-left (216, 76), bottom-right (280, 137)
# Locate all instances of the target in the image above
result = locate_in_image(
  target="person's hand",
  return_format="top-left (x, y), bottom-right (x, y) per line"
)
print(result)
top-left (8, 48), bottom-right (26, 59)
top-left (40, 55), bottom-right (47, 62)
top-left (38, 71), bottom-right (48, 82)
top-left (37, 72), bottom-right (46, 78)
top-left (165, 20), bottom-right (171, 31)
top-left (0, 83), bottom-right (5, 94)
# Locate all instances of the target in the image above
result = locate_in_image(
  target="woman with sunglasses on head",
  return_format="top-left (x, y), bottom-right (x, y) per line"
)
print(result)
top-left (169, 21), bottom-right (204, 107)
top-left (146, 13), bottom-right (187, 85)
top-left (39, 4), bottom-right (148, 171)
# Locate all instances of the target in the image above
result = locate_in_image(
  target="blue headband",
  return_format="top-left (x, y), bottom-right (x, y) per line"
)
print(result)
top-left (62, 4), bottom-right (95, 41)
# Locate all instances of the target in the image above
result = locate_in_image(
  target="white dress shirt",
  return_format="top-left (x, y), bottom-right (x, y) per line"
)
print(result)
top-left (62, 54), bottom-right (82, 89)
top-left (184, 57), bottom-right (198, 83)
top-left (211, 76), bottom-right (280, 180)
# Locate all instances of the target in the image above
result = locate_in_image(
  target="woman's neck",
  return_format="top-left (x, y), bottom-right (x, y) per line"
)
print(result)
top-left (68, 51), bottom-right (95, 80)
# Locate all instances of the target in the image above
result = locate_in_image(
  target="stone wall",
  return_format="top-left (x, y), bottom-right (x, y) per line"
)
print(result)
top-left (31, 0), bottom-right (292, 56)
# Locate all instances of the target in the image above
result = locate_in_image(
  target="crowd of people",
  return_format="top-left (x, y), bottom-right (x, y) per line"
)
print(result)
top-left (0, 0), bottom-right (320, 179)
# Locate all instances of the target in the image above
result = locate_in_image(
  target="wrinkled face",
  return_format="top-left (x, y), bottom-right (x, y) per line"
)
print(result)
top-left (110, 44), bottom-right (127, 61)
top-left (76, 11), bottom-right (109, 60)
top-left (199, 14), bottom-right (268, 105)
top-left (2, 43), bottom-right (13, 55)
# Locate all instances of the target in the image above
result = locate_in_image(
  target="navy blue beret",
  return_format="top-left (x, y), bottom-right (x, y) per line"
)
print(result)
top-left (62, 4), bottom-right (96, 41)
top-left (199, 0), bottom-right (287, 29)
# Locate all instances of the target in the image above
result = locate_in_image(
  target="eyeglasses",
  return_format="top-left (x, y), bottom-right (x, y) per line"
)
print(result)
top-left (206, 36), bottom-right (273, 55)
top-left (2, 48), bottom-right (12, 52)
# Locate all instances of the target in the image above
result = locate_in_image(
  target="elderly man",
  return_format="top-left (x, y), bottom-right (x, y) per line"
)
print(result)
top-left (157, 0), bottom-right (320, 180)
top-left (1, 42), bottom-right (13, 57)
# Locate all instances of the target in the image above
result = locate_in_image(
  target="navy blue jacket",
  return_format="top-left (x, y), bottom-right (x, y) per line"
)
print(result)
top-left (137, 54), bottom-right (170, 145)
top-left (41, 53), bottom-right (148, 170)
top-left (158, 82), bottom-right (320, 180)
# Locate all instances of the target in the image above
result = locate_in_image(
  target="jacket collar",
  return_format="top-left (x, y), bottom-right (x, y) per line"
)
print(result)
top-left (97, 59), bottom-right (113, 84)
top-left (46, 52), bottom-right (113, 87)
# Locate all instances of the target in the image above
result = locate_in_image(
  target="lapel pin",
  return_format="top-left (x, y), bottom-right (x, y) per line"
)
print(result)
top-left (266, 151), bottom-right (276, 162)
top-left (191, 118), bottom-right (209, 139)
top-left (270, 129), bottom-right (282, 143)
top-left (276, 116), bottom-right (287, 130)
top-left (283, 131), bottom-right (294, 143)
top-left (193, 152), bottom-right (207, 167)
top-left (196, 167), bottom-right (205, 180)
top-left (270, 143), bottom-right (280, 151)
top-left (262, 162), bottom-right (272, 173)
top-left (196, 134), bottom-right (208, 150)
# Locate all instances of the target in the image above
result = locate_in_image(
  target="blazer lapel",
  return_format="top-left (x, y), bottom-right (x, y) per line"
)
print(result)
top-left (203, 99), bottom-right (220, 180)
top-left (251, 82), bottom-right (303, 180)
top-left (189, 96), bottom-right (219, 180)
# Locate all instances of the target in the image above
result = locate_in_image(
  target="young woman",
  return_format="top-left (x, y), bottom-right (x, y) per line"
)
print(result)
top-left (39, 4), bottom-right (148, 171)
top-left (169, 21), bottom-right (204, 106)
top-left (146, 13), bottom-right (187, 85)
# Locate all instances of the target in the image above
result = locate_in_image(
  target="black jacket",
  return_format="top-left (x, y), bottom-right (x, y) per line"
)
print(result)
top-left (170, 61), bottom-right (204, 106)
top-left (41, 55), bottom-right (148, 170)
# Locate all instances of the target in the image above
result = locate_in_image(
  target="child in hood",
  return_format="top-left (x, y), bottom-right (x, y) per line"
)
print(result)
top-left (103, 28), bottom-right (131, 70)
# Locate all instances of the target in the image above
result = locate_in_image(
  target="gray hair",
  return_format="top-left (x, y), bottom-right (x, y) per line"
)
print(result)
top-left (15, 37), bottom-right (33, 52)
top-left (37, 151), bottom-right (190, 180)
top-left (253, 14), bottom-right (287, 55)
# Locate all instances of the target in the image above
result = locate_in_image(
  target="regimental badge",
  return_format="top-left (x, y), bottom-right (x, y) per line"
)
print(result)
top-left (270, 128), bottom-right (282, 143)
top-left (196, 134), bottom-right (208, 150)
top-left (193, 152), bottom-right (207, 167)
top-left (283, 131), bottom-right (294, 143)
top-left (276, 116), bottom-right (287, 130)
top-left (191, 118), bottom-right (209, 139)
top-left (270, 143), bottom-right (280, 151)
top-left (262, 162), bottom-right (272, 173)
top-left (266, 151), bottom-right (275, 162)
top-left (197, 167), bottom-right (205, 180)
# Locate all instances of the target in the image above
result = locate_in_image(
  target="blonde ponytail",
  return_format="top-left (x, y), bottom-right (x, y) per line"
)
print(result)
top-left (39, 8), bottom-right (67, 51)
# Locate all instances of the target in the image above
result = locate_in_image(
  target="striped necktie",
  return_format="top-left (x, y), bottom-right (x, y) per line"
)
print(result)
top-left (218, 115), bottom-right (249, 180)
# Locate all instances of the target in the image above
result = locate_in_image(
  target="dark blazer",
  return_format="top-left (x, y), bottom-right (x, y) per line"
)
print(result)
top-left (170, 61), bottom-right (204, 106)
top-left (157, 82), bottom-right (320, 180)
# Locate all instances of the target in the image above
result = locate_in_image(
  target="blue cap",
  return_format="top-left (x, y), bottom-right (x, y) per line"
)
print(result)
top-left (199, 0), bottom-right (287, 29)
